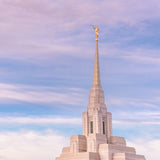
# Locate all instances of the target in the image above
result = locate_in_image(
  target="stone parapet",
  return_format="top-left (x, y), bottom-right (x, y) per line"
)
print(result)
top-left (62, 147), bottom-right (70, 154)
top-left (112, 153), bottom-right (146, 160)
top-left (110, 136), bottom-right (126, 146)
top-left (56, 152), bottom-right (100, 160)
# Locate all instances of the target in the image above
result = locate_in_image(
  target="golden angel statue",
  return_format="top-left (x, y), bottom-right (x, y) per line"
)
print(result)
top-left (90, 25), bottom-right (100, 41)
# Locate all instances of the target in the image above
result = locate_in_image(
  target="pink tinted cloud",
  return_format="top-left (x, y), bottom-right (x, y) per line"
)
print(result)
top-left (0, 0), bottom-right (160, 60)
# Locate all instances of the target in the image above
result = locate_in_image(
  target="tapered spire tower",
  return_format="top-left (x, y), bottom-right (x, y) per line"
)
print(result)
top-left (91, 25), bottom-right (101, 87)
top-left (88, 25), bottom-right (106, 111)
top-left (92, 39), bottom-right (101, 87)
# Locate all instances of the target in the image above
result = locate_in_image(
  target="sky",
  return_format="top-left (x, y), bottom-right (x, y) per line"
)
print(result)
top-left (0, 0), bottom-right (160, 160)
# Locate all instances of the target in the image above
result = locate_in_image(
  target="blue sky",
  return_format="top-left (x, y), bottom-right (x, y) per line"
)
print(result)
top-left (0, 0), bottom-right (160, 160)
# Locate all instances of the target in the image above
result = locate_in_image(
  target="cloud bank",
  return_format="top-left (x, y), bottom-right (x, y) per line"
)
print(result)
top-left (128, 138), bottom-right (160, 160)
top-left (0, 130), bottom-right (69, 160)
top-left (0, 130), bottom-right (159, 160)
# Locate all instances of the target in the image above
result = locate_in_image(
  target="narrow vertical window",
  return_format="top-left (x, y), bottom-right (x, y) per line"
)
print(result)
top-left (103, 121), bottom-right (105, 134)
top-left (90, 121), bottom-right (93, 133)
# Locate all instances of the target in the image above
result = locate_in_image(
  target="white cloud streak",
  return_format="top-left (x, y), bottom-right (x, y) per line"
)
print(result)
top-left (108, 96), bottom-right (160, 109)
top-left (107, 96), bottom-right (160, 126)
top-left (112, 111), bottom-right (160, 128)
top-left (0, 83), bottom-right (87, 106)
top-left (113, 119), bottom-right (160, 125)
top-left (0, 116), bottom-right (81, 125)
top-left (0, 113), bottom-right (159, 127)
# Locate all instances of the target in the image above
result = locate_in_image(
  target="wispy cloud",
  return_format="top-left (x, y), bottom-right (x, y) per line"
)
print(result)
top-left (108, 96), bottom-right (160, 109)
top-left (0, 116), bottom-right (81, 125)
top-left (113, 119), bottom-right (160, 125)
top-left (0, 113), bottom-right (159, 127)
top-left (1, 0), bottom-right (160, 61)
top-left (107, 96), bottom-right (160, 126)
top-left (0, 83), bottom-right (87, 106)
top-left (112, 110), bottom-right (160, 127)
top-left (123, 54), bottom-right (160, 66)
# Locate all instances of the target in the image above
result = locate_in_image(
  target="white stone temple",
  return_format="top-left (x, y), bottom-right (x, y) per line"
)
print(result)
top-left (56, 27), bottom-right (146, 160)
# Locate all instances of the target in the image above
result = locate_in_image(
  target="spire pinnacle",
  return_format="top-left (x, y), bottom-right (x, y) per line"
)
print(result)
top-left (92, 40), bottom-right (101, 86)
top-left (90, 25), bottom-right (101, 87)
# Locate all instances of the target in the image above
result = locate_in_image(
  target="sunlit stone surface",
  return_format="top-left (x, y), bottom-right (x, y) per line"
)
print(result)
top-left (56, 39), bottom-right (146, 160)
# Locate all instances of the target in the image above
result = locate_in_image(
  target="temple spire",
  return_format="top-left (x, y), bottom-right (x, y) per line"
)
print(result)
top-left (92, 40), bottom-right (101, 87)
top-left (90, 25), bottom-right (101, 87)
top-left (88, 25), bottom-right (105, 107)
